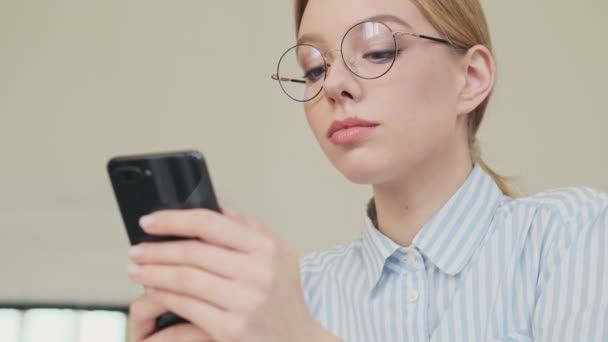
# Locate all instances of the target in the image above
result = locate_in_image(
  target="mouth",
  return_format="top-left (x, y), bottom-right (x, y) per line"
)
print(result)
top-left (327, 116), bottom-right (380, 145)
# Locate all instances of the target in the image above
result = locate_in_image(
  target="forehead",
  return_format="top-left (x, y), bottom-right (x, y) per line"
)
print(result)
top-left (299, 0), bottom-right (429, 45)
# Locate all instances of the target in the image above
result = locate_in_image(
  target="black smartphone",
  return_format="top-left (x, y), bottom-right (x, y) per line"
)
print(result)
top-left (107, 150), bottom-right (220, 333)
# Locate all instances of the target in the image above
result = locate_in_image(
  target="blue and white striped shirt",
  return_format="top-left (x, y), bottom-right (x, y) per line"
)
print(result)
top-left (300, 164), bottom-right (608, 341)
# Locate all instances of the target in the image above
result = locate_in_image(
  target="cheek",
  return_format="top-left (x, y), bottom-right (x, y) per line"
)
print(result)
top-left (358, 57), bottom-right (461, 174)
top-left (303, 102), bottom-right (339, 161)
top-left (303, 103), bottom-right (325, 142)
top-left (300, 55), bottom-right (461, 184)
top-left (390, 56), bottom-right (456, 111)
top-left (377, 56), bottom-right (459, 133)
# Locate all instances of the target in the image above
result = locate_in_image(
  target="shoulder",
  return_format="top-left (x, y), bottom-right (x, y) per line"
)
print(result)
top-left (514, 186), bottom-right (607, 220)
top-left (498, 186), bottom-right (607, 235)
top-left (298, 241), bottom-right (363, 314)
top-left (503, 186), bottom-right (608, 285)
top-left (299, 240), bottom-right (361, 277)
top-left (522, 188), bottom-right (608, 332)
top-left (298, 238), bottom-right (367, 291)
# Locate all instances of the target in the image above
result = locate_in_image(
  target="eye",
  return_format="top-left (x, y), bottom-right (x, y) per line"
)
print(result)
top-left (303, 66), bottom-right (326, 83)
top-left (362, 49), bottom-right (399, 63)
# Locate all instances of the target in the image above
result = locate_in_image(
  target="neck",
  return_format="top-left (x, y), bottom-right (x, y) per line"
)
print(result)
top-left (370, 147), bottom-right (473, 247)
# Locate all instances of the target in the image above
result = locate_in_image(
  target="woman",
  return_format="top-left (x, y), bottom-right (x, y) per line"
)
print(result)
top-left (126, 0), bottom-right (608, 341)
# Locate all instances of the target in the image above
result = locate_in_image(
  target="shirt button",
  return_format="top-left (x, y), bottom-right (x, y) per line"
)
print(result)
top-left (406, 254), bottom-right (421, 269)
top-left (405, 254), bottom-right (414, 264)
top-left (407, 289), bottom-right (420, 303)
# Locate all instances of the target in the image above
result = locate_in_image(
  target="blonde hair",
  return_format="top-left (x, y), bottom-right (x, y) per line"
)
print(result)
top-left (294, 0), bottom-right (515, 200)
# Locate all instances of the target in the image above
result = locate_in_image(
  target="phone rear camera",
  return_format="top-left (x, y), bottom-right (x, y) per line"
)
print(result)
top-left (114, 167), bottom-right (144, 184)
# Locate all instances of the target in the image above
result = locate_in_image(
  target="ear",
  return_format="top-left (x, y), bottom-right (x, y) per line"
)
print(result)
top-left (456, 45), bottom-right (496, 116)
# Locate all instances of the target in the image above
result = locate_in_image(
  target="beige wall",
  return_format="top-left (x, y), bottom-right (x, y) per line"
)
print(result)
top-left (0, 1), bottom-right (606, 305)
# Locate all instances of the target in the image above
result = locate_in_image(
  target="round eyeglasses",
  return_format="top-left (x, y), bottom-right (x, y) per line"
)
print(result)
top-left (271, 21), bottom-right (466, 102)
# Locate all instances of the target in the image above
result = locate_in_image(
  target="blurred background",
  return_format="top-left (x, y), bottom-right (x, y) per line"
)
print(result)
top-left (0, 0), bottom-right (606, 340)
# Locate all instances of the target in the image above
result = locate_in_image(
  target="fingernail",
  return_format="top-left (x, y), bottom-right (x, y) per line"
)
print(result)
top-left (139, 215), bottom-right (154, 229)
top-left (127, 263), bottom-right (141, 276)
top-left (129, 246), bottom-right (143, 258)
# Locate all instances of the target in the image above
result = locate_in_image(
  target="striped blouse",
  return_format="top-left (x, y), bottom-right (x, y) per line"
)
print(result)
top-left (300, 164), bottom-right (608, 341)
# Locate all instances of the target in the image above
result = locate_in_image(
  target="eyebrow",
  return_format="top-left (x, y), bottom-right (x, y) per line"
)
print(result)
top-left (296, 14), bottom-right (414, 46)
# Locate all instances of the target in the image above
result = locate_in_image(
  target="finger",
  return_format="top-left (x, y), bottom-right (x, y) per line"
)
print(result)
top-left (140, 209), bottom-right (262, 253)
top-left (146, 288), bottom-right (234, 341)
top-left (222, 207), bottom-right (272, 238)
top-left (143, 323), bottom-right (214, 342)
top-left (128, 294), bottom-right (167, 341)
top-left (129, 264), bottom-right (251, 312)
top-left (129, 240), bottom-right (251, 281)
top-left (221, 206), bottom-right (248, 225)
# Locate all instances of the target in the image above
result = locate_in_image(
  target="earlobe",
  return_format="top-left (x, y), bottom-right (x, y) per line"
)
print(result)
top-left (457, 45), bottom-right (495, 115)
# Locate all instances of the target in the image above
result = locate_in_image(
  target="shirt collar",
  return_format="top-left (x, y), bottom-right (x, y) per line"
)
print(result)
top-left (360, 215), bottom-right (402, 292)
top-left (359, 163), bottom-right (504, 292)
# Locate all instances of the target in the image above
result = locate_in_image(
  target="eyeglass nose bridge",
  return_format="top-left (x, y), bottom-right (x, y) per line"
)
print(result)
top-left (321, 48), bottom-right (360, 75)
top-left (321, 48), bottom-right (341, 60)
top-left (320, 48), bottom-right (341, 68)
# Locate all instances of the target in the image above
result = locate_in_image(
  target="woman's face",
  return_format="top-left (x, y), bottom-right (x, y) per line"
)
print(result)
top-left (299, 0), bottom-right (468, 185)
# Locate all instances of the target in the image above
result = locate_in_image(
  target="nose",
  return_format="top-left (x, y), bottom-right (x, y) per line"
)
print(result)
top-left (322, 50), bottom-right (363, 105)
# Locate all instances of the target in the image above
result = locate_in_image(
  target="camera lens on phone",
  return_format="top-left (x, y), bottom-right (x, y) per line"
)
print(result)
top-left (114, 167), bottom-right (143, 184)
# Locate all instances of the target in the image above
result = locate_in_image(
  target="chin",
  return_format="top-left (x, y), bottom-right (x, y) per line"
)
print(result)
top-left (334, 154), bottom-right (394, 185)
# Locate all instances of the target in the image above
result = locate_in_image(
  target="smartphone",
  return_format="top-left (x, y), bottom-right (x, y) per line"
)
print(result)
top-left (107, 150), bottom-right (220, 333)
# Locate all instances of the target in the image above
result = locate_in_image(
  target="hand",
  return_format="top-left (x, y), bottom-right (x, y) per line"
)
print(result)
top-left (128, 293), bottom-right (214, 341)
top-left (126, 208), bottom-right (327, 342)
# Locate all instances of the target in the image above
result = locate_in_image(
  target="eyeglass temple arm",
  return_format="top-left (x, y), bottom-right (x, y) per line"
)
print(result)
top-left (394, 32), bottom-right (469, 50)
top-left (271, 74), bottom-right (306, 84)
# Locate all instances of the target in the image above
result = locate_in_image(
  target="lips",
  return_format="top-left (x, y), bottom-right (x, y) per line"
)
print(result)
top-left (326, 117), bottom-right (380, 145)
top-left (327, 117), bottom-right (380, 138)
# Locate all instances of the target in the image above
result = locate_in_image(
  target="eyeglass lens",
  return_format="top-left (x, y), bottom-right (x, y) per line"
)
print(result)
top-left (277, 21), bottom-right (398, 102)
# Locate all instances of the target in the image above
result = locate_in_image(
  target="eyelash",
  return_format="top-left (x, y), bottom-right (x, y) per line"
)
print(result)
top-left (301, 47), bottom-right (404, 82)
top-left (303, 66), bottom-right (326, 82)
top-left (362, 49), bottom-right (402, 63)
